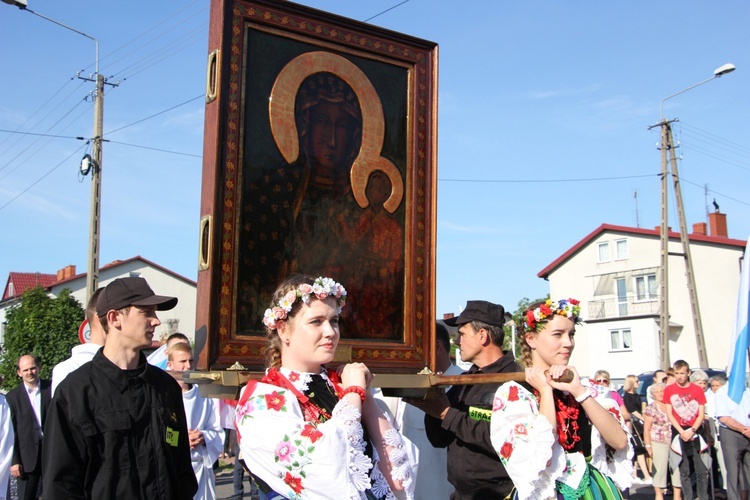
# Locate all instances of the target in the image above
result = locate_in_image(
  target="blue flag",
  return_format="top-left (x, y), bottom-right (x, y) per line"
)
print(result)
top-left (728, 236), bottom-right (750, 403)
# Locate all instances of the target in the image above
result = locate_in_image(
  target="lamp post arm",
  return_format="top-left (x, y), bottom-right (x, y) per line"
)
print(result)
top-left (25, 7), bottom-right (99, 74)
top-left (660, 75), bottom-right (716, 122)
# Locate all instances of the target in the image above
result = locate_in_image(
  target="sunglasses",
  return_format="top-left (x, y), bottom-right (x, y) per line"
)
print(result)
top-left (596, 379), bottom-right (609, 384)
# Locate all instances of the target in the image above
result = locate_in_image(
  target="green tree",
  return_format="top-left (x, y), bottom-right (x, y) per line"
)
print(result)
top-left (0, 286), bottom-right (83, 391)
top-left (503, 295), bottom-right (550, 361)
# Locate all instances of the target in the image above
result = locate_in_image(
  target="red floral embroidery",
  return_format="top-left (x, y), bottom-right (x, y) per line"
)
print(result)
top-left (508, 385), bottom-right (520, 401)
top-left (301, 424), bottom-right (323, 443)
top-left (265, 391), bottom-right (286, 411)
top-left (514, 423), bottom-right (527, 436)
top-left (500, 441), bottom-right (513, 459)
top-left (288, 371), bottom-right (300, 382)
top-left (284, 472), bottom-right (304, 494)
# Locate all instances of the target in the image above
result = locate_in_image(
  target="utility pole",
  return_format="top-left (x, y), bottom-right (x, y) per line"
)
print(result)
top-left (657, 120), bottom-right (672, 370)
top-left (667, 122), bottom-right (708, 367)
top-left (85, 73), bottom-right (104, 301)
top-left (652, 63), bottom-right (735, 370)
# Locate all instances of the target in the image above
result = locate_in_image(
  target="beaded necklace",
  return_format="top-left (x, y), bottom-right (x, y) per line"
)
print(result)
top-left (555, 391), bottom-right (582, 450)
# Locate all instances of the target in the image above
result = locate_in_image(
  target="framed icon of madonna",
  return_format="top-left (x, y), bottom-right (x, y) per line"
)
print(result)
top-left (195, 0), bottom-right (438, 374)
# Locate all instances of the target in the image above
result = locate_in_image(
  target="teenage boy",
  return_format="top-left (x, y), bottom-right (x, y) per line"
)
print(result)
top-left (664, 359), bottom-right (708, 500)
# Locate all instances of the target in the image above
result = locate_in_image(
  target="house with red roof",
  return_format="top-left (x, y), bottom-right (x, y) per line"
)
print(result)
top-left (0, 256), bottom-right (197, 349)
top-left (538, 212), bottom-right (745, 380)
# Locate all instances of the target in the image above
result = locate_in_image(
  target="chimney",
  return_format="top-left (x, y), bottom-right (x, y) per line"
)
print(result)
top-left (443, 313), bottom-right (455, 320)
top-left (692, 222), bottom-right (707, 236)
top-left (56, 265), bottom-right (76, 281)
top-left (708, 212), bottom-right (728, 238)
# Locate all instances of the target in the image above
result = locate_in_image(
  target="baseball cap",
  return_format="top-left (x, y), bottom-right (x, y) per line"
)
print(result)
top-left (444, 300), bottom-right (505, 327)
top-left (97, 277), bottom-right (178, 317)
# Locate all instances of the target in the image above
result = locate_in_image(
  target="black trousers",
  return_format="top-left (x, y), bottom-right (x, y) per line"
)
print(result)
top-left (16, 442), bottom-right (42, 500)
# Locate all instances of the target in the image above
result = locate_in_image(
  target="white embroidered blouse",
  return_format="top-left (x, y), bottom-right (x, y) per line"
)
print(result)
top-left (489, 382), bottom-right (633, 499)
top-left (236, 368), bottom-right (416, 500)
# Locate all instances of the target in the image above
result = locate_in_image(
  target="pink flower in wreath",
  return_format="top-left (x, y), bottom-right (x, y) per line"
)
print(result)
top-left (298, 283), bottom-right (313, 295)
top-left (275, 440), bottom-right (297, 463)
top-left (265, 391), bottom-right (286, 411)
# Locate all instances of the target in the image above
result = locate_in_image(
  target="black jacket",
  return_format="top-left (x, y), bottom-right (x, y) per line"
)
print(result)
top-left (425, 351), bottom-right (521, 499)
top-left (42, 350), bottom-right (197, 499)
top-left (6, 378), bottom-right (51, 473)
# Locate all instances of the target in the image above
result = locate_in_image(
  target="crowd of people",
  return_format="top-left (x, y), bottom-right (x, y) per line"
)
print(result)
top-left (1, 274), bottom-right (749, 499)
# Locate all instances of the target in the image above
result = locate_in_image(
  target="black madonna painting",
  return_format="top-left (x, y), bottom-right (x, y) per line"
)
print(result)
top-left (238, 35), bottom-right (407, 340)
top-left (199, 0), bottom-right (438, 371)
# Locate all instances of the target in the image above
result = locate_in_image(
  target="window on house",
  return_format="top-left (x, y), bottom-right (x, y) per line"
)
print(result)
top-left (615, 239), bottom-right (628, 260)
top-left (597, 242), bottom-right (610, 263)
top-left (610, 329), bottom-right (632, 350)
top-left (616, 278), bottom-right (628, 316)
top-left (635, 274), bottom-right (657, 301)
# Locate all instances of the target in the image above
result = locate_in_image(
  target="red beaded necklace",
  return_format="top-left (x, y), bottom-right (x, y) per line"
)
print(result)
top-left (555, 391), bottom-right (581, 450)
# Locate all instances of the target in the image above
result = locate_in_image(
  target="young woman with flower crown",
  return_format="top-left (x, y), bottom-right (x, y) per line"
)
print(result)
top-left (235, 274), bottom-right (416, 500)
top-left (489, 299), bottom-right (633, 499)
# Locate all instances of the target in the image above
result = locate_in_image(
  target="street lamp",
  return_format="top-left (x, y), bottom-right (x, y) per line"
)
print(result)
top-left (4, 0), bottom-right (106, 303)
top-left (654, 63), bottom-right (736, 370)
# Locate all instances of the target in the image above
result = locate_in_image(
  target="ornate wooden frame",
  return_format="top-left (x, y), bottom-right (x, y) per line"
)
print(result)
top-left (196, 0), bottom-right (438, 373)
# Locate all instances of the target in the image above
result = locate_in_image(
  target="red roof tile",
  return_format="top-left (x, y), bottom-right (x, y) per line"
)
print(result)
top-left (3, 272), bottom-right (58, 301)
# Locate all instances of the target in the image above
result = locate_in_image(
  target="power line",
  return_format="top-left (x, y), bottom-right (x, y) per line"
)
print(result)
top-left (108, 140), bottom-right (201, 158)
top-left (105, 95), bottom-right (203, 136)
top-left (680, 176), bottom-right (750, 208)
top-left (0, 144), bottom-right (87, 213)
top-left (364, 0), bottom-right (411, 22)
top-left (438, 173), bottom-right (656, 183)
top-left (0, 130), bottom-right (85, 140)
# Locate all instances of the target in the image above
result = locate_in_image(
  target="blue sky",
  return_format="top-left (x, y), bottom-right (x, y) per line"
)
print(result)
top-left (1, 0), bottom-right (749, 319)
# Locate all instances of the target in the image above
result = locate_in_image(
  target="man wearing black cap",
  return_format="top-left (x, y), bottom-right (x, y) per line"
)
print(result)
top-left (407, 300), bottom-right (520, 499)
top-left (42, 277), bottom-right (198, 499)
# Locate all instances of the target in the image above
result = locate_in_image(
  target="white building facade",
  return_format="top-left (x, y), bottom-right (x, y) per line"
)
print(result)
top-left (538, 217), bottom-right (745, 380)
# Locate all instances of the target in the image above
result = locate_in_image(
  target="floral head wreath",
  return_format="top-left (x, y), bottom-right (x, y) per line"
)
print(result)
top-left (524, 298), bottom-right (581, 332)
top-left (263, 277), bottom-right (347, 330)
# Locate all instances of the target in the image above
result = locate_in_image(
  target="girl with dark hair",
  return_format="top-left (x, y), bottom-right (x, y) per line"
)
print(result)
top-left (490, 299), bottom-right (633, 499)
top-left (235, 274), bottom-right (416, 500)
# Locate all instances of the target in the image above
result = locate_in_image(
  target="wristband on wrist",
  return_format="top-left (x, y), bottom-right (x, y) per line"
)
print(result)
top-left (342, 386), bottom-right (366, 402)
top-left (645, 444), bottom-right (652, 448)
top-left (575, 387), bottom-right (593, 403)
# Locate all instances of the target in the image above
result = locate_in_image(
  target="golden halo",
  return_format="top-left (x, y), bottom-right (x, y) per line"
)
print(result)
top-left (269, 51), bottom-right (403, 213)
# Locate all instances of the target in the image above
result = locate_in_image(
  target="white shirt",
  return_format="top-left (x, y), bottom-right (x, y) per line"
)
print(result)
top-left (24, 383), bottom-right (42, 436)
top-left (714, 384), bottom-right (750, 427)
top-left (376, 363), bottom-right (464, 499)
top-left (51, 342), bottom-right (103, 396)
